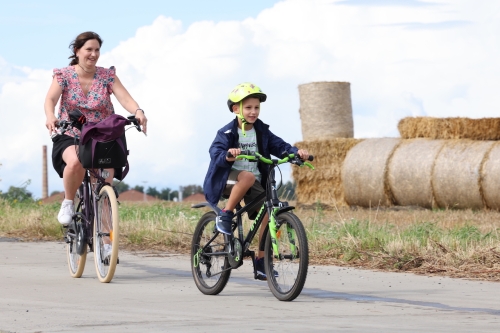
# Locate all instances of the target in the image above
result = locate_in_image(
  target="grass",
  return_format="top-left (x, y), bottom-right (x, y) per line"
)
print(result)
top-left (1, 198), bottom-right (499, 281)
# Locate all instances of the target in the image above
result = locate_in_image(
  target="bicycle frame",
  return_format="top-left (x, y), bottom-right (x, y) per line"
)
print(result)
top-left (69, 169), bottom-right (110, 254)
top-left (196, 162), bottom-right (298, 264)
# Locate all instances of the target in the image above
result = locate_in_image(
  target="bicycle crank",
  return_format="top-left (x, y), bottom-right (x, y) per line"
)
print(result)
top-left (227, 238), bottom-right (243, 269)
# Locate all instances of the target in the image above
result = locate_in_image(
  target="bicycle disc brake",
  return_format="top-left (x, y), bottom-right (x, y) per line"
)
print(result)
top-left (227, 238), bottom-right (243, 269)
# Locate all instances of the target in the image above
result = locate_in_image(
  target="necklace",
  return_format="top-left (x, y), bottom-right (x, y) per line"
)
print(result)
top-left (77, 64), bottom-right (95, 93)
top-left (78, 63), bottom-right (95, 74)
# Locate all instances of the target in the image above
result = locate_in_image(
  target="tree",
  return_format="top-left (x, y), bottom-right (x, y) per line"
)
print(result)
top-left (159, 187), bottom-right (172, 201)
top-left (182, 184), bottom-right (203, 199)
top-left (277, 181), bottom-right (296, 200)
top-left (146, 187), bottom-right (160, 198)
top-left (133, 185), bottom-right (144, 193)
top-left (1, 180), bottom-right (34, 202)
top-left (170, 190), bottom-right (179, 201)
top-left (112, 180), bottom-right (130, 194)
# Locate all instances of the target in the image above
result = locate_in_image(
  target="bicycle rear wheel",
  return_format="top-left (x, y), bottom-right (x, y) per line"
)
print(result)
top-left (93, 185), bottom-right (119, 283)
top-left (67, 188), bottom-right (87, 278)
top-left (265, 212), bottom-right (309, 301)
top-left (191, 211), bottom-right (231, 295)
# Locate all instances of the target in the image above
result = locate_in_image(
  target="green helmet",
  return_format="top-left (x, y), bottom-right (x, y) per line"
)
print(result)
top-left (227, 82), bottom-right (267, 112)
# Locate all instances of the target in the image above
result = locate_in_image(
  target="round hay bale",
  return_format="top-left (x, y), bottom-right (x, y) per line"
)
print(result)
top-left (293, 138), bottom-right (362, 207)
top-left (342, 138), bottom-right (401, 207)
top-left (298, 82), bottom-right (353, 140)
top-left (432, 140), bottom-right (494, 209)
top-left (388, 139), bottom-right (445, 208)
top-left (480, 142), bottom-right (500, 210)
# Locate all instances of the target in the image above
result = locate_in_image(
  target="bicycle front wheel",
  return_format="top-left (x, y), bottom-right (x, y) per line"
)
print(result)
top-left (265, 212), bottom-right (309, 301)
top-left (191, 211), bottom-right (231, 295)
top-left (67, 188), bottom-right (87, 278)
top-left (93, 185), bottom-right (119, 283)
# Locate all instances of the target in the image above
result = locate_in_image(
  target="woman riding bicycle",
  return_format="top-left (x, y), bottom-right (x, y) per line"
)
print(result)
top-left (44, 31), bottom-right (147, 227)
top-left (203, 82), bottom-right (309, 280)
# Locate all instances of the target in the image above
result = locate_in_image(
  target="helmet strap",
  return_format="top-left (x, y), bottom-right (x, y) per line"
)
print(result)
top-left (236, 101), bottom-right (247, 137)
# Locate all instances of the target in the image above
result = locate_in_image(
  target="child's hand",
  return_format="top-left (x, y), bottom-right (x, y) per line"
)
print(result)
top-left (297, 149), bottom-right (310, 161)
top-left (226, 148), bottom-right (242, 161)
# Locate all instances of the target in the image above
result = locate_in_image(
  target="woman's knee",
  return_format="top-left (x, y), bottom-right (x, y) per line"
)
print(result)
top-left (65, 158), bottom-right (83, 172)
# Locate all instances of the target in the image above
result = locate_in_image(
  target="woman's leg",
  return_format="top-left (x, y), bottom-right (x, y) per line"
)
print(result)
top-left (57, 146), bottom-right (85, 225)
top-left (61, 146), bottom-right (85, 200)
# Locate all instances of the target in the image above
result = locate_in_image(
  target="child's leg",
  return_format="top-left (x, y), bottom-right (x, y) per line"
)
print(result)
top-left (216, 170), bottom-right (255, 235)
top-left (224, 171), bottom-right (255, 211)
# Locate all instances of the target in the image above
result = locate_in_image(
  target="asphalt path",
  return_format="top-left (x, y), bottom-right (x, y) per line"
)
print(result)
top-left (1, 239), bottom-right (499, 332)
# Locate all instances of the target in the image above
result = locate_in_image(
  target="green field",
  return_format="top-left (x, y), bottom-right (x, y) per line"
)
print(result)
top-left (1, 198), bottom-right (499, 281)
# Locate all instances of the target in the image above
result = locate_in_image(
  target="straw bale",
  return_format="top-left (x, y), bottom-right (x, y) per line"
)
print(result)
top-left (480, 142), bottom-right (500, 210)
top-left (398, 117), bottom-right (500, 140)
top-left (432, 140), bottom-right (494, 209)
top-left (298, 82), bottom-right (354, 141)
top-left (342, 138), bottom-right (401, 207)
top-left (388, 139), bottom-right (445, 208)
top-left (293, 138), bottom-right (362, 207)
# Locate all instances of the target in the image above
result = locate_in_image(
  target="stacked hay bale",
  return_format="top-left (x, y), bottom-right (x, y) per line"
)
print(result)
top-left (294, 111), bottom-right (500, 210)
top-left (398, 117), bottom-right (500, 140)
top-left (387, 139), bottom-right (445, 209)
top-left (298, 82), bottom-right (354, 140)
top-left (342, 138), bottom-right (401, 207)
top-left (293, 82), bottom-right (357, 207)
top-left (294, 138), bottom-right (362, 207)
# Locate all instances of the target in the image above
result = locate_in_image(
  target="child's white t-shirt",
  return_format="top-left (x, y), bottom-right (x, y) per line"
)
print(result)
top-left (232, 127), bottom-right (261, 182)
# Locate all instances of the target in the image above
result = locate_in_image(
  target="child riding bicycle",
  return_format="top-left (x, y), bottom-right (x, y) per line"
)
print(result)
top-left (203, 82), bottom-right (309, 280)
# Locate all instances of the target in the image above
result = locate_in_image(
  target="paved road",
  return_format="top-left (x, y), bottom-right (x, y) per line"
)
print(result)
top-left (0, 239), bottom-right (499, 333)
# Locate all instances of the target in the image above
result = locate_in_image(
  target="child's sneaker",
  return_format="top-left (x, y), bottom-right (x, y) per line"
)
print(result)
top-left (57, 199), bottom-right (74, 226)
top-left (254, 257), bottom-right (279, 281)
top-left (216, 209), bottom-right (234, 235)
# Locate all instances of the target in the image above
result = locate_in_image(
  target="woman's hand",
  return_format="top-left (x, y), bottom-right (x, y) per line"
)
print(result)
top-left (135, 109), bottom-right (147, 134)
top-left (46, 114), bottom-right (58, 135)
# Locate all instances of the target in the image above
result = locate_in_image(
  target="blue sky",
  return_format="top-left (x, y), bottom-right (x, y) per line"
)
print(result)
top-left (1, 0), bottom-right (499, 199)
top-left (1, 0), bottom-right (283, 69)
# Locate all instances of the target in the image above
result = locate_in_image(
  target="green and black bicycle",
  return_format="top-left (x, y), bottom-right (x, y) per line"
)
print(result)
top-left (191, 150), bottom-right (314, 301)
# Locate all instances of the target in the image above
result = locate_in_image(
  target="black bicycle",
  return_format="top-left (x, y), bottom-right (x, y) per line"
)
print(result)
top-left (191, 150), bottom-right (314, 301)
top-left (57, 115), bottom-right (141, 283)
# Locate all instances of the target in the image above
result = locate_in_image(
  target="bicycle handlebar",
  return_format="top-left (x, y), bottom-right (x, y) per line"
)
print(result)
top-left (126, 115), bottom-right (142, 132)
top-left (55, 115), bottom-right (142, 137)
top-left (226, 150), bottom-right (314, 169)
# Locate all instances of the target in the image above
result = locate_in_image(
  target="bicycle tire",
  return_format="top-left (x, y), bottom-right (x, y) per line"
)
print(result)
top-left (67, 189), bottom-right (87, 278)
top-left (93, 185), bottom-right (119, 283)
top-left (191, 211), bottom-right (231, 295)
top-left (265, 211), bottom-right (308, 301)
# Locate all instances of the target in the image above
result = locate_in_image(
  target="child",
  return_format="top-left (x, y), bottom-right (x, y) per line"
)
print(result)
top-left (203, 82), bottom-right (309, 280)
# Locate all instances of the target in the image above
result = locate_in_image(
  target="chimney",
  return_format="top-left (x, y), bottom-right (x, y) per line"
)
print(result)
top-left (42, 145), bottom-right (48, 199)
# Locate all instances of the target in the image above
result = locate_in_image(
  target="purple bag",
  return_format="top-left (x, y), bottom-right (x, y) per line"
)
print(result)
top-left (79, 114), bottom-right (131, 180)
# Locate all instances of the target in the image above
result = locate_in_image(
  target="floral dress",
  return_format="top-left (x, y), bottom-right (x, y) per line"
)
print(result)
top-left (54, 66), bottom-right (116, 137)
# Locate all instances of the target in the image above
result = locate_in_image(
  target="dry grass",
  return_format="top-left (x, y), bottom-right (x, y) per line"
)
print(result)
top-left (1, 199), bottom-right (500, 281)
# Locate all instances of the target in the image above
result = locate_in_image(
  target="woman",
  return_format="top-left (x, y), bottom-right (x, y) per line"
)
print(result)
top-left (44, 31), bottom-right (148, 226)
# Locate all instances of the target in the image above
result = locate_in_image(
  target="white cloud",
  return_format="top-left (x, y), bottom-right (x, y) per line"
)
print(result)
top-left (1, 0), bottom-right (499, 197)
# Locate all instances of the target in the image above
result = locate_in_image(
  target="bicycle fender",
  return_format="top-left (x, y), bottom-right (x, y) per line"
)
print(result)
top-left (191, 202), bottom-right (221, 214)
top-left (275, 206), bottom-right (295, 216)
